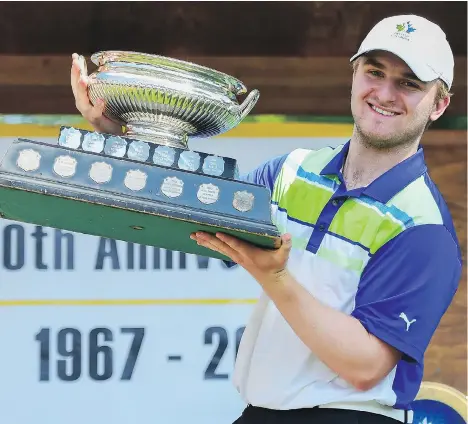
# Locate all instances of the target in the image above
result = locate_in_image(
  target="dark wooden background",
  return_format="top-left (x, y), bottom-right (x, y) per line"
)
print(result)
top-left (0, 1), bottom-right (466, 117)
top-left (0, 1), bottom-right (466, 393)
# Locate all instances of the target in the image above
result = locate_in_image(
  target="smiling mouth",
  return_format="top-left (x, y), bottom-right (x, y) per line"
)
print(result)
top-left (368, 103), bottom-right (399, 117)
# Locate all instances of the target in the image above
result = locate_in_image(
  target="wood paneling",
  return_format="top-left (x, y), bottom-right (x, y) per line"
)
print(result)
top-left (0, 55), bottom-right (466, 116)
top-left (420, 135), bottom-right (467, 393)
top-left (0, 2), bottom-right (465, 115)
top-left (0, 2), bottom-right (465, 56)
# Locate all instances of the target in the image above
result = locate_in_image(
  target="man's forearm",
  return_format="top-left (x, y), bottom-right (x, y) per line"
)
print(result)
top-left (257, 269), bottom-right (400, 390)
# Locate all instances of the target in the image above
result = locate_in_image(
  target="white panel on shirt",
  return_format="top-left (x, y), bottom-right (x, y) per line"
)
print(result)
top-left (233, 232), bottom-right (398, 409)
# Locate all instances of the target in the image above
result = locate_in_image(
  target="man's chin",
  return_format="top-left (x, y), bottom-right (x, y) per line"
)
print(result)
top-left (354, 114), bottom-right (428, 149)
top-left (357, 128), bottom-right (409, 150)
top-left (358, 128), bottom-right (394, 145)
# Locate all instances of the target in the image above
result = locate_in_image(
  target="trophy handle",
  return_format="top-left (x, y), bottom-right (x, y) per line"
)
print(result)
top-left (239, 89), bottom-right (260, 121)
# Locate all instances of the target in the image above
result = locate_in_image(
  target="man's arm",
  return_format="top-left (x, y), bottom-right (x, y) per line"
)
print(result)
top-left (257, 269), bottom-right (401, 391)
top-left (192, 225), bottom-right (461, 391)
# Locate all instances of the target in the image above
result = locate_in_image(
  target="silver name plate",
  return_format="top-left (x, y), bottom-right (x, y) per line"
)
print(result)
top-left (17, 149), bottom-right (41, 172)
top-left (178, 151), bottom-right (200, 172)
top-left (104, 136), bottom-right (127, 157)
top-left (127, 141), bottom-right (150, 162)
top-left (58, 127), bottom-right (82, 149)
top-left (53, 155), bottom-right (77, 178)
top-left (89, 162), bottom-right (113, 184)
top-left (202, 156), bottom-right (225, 176)
top-left (153, 146), bottom-right (176, 167)
top-left (82, 132), bottom-right (105, 153)
top-left (197, 183), bottom-right (220, 205)
top-left (161, 176), bottom-right (184, 198)
top-left (124, 169), bottom-right (147, 191)
top-left (233, 190), bottom-right (255, 212)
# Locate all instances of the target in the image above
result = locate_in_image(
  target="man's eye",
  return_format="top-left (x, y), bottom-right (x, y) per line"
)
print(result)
top-left (368, 70), bottom-right (384, 78)
top-left (402, 81), bottom-right (420, 89)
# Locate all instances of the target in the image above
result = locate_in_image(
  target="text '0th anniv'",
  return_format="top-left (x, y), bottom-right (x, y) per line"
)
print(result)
top-left (0, 224), bottom-right (234, 271)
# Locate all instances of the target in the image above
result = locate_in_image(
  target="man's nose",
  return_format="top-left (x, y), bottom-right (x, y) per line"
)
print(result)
top-left (374, 81), bottom-right (398, 105)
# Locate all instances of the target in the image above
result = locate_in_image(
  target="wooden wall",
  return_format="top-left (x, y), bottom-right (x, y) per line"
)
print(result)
top-left (0, 1), bottom-right (466, 117)
top-left (0, 1), bottom-right (466, 393)
top-left (421, 133), bottom-right (466, 393)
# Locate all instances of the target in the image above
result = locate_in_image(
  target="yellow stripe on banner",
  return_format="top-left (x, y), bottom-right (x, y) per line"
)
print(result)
top-left (0, 124), bottom-right (95, 137)
top-left (0, 298), bottom-right (258, 307)
top-left (0, 122), bottom-right (353, 138)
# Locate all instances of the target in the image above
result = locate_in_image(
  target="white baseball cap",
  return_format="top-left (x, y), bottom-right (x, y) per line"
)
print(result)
top-left (350, 15), bottom-right (454, 89)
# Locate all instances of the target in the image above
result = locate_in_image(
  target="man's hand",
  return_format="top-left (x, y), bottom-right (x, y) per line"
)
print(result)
top-left (190, 231), bottom-right (292, 284)
top-left (70, 53), bottom-right (124, 135)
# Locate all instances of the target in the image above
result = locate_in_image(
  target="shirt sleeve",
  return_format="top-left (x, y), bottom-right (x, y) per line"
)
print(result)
top-left (222, 154), bottom-right (288, 268)
top-left (350, 224), bottom-right (462, 363)
top-left (239, 154), bottom-right (288, 191)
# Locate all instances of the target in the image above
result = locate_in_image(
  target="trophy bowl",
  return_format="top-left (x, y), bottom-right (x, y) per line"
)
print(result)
top-left (87, 51), bottom-right (260, 149)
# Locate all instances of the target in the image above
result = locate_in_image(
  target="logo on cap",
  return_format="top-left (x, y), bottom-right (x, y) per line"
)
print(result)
top-left (393, 21), bottom-right (416, 40)
top-left (396, 21), bottom-right (416, 33)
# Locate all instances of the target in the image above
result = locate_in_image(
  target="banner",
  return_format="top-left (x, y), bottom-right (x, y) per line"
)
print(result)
top-left (0, 128), bottom-right (348, 423)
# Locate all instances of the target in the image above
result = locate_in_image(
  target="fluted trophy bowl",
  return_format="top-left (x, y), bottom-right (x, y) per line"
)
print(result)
top-left (87, 51), bottom-right (260, 149)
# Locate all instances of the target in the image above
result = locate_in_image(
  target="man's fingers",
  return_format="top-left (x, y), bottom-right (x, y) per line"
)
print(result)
top-left (70, 54), bottom-right (124, 135)
top-left (71, 65), bottom-right (92, 113)
top-left (191, 232), bottom-right (238, 260)
top-left (215, 232), bottom-right (250, 252)
top-left (70, 57), bottom-right (81, 100)
top-left (71, 53), bottom-right (94, 111)
top-left (88, 100), bottom-right (117, 126)
top-left (278, 233), bottom-right (293, 262)
top-left (200, 241), bottom-right (224, 255)
top-left (91, 99), bottom-right (105, 115)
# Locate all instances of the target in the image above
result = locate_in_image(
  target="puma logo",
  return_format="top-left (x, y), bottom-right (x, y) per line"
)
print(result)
top-left (399, 313), bottom-right (416, 331)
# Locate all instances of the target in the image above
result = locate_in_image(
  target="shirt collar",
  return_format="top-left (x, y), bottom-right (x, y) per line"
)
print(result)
top-left (320, 140), bottom-right (428, 203)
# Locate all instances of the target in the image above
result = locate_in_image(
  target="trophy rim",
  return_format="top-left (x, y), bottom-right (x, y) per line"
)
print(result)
top-left (90, 50), bottom-right (248, 95)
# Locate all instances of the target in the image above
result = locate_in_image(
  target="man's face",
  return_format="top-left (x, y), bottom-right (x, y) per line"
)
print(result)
top-left (350, 51), bottom-right (449, 149)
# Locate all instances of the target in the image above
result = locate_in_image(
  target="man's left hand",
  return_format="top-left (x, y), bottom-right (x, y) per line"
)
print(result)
top-left (190, 231), bottom-right (292, 284)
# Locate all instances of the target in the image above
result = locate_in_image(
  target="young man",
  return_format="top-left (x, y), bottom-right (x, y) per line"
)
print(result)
top-left (71, 14), bottom-right (461, 424)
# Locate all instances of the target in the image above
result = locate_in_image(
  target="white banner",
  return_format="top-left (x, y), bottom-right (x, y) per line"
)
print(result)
top-left (0, 135), bottom-right (346, 424)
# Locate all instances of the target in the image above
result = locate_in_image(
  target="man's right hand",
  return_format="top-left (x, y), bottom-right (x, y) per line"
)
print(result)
top-left (70, 53), bottom-right (124, 135)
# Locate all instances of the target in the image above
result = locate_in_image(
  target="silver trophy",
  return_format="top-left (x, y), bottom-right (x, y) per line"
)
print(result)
top-left (87, 51), bottom-right (260, 149)
top-left (0, 51), bottom-right (281, 260)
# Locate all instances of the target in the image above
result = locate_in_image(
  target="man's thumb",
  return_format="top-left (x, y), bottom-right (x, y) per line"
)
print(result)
top-left (280, 233), bottom-right (292, 251)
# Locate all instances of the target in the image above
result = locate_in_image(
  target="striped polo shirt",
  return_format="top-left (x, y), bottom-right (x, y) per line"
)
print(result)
top-left (232, 141), bottom-right (461, 412)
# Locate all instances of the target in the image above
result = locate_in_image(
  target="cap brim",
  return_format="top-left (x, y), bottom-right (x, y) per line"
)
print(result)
top-left (349, 44), bottom-right (439, 84)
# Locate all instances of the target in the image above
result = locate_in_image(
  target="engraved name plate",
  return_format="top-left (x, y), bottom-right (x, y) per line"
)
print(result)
top-left (59, 127), bottom-right (82, 149)
top-left (89, 162), bottom-right (113, 184)
top-left (104, 136), bottom-right (127, 157)
top-left (161, 176), bottom-right (184, 198)
top-left (202, 156), bottom-right (225, 176)
top-left (53, 155), bottom-right (77, 178)
top-left (178, 151), bottom-right (200, 172)
top-left (153, 146), bottom-right (176, 167)
top-left (82, 133), bottom-right (106, 153)
top-left (17, 149), bottom-right (41, 172)
top-left (233, 190), bottom-right (255, 212)
top-left (124, 169), bottom-right (147, 191)
top-left (128, 141), bottom-right (150, 162)
top-left (197, 183), bottom-right (220, 205)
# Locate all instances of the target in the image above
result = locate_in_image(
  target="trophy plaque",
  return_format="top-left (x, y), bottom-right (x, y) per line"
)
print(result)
top-left (0, 51), bottom-right (281, 260)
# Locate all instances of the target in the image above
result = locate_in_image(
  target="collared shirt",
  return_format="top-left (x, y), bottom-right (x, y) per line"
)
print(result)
top-left (232, 142), bottom-right (461, 411)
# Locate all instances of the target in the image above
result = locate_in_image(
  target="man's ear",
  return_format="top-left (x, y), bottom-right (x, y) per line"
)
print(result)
top-left (430, 95), bottom-right (451, 123)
